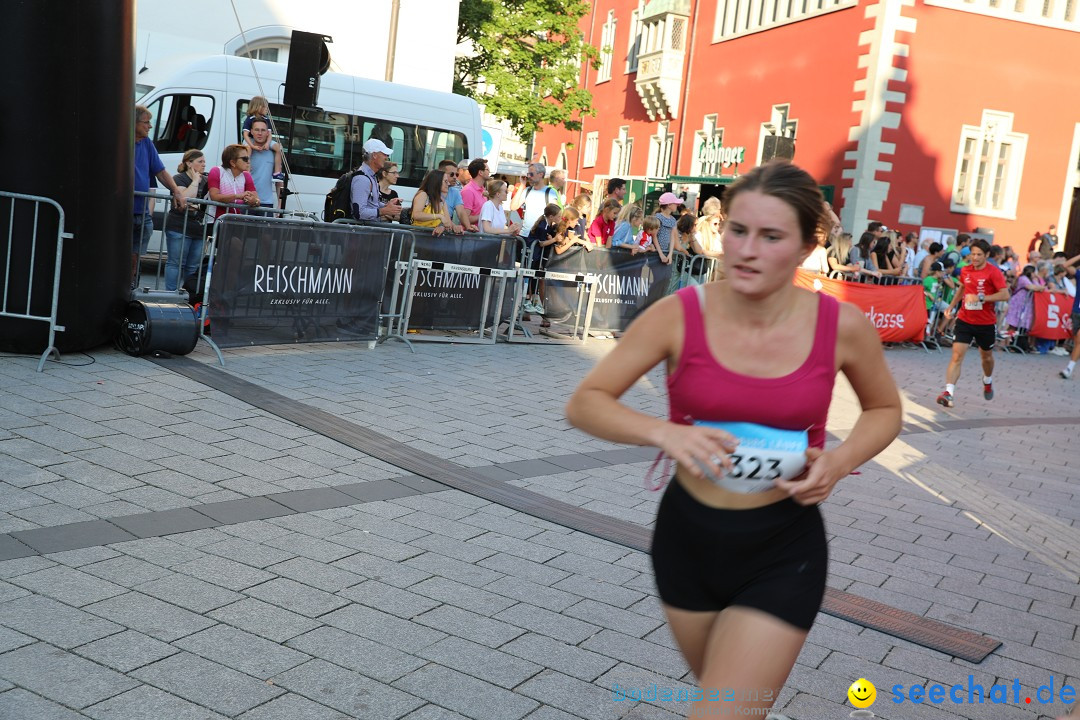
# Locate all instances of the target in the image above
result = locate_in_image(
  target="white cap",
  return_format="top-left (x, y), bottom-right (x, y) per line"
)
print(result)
top-left (364, 138), bottom-right (393, 156)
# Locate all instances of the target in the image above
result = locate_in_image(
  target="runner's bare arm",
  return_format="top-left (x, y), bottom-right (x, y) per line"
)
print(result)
top-left (566, 295), bottom-right (738, 477)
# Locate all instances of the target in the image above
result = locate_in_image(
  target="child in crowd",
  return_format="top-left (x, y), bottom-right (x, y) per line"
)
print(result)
top-left (242, 96), bottom-right (284, 180)
top-left (611, 204), bottom-right (644, 251)
top-left (480, 179), bottom-right (521, 235)
top-left (588, 199), bottom-right (621, 247)
top-left (636, 216), bottom-right (663, 256)
top-left (676, 213), bottom-right (699, 255)
top-left (552, 207), bottom-right (593, 255)
top-left (572, 194), bottom-right (592, 240)
top-left (524, 203), bottom-right (562, 315)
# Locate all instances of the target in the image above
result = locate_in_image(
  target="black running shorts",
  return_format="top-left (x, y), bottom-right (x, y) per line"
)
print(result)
top-left (953, 320), bottom-right (996, 351)
top-left (651, 479), bottom-right (828, 631)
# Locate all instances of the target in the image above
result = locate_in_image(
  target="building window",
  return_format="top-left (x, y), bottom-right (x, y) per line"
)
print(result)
top-left (557, 147), bottom-right (568, 171)
top-left (598, 11), bottom-right (616, 83)
top-left (611, 126), bottom-right (633, 175)
top-left (648, 121), bottom-right (675, 178)
top-left (925, 0), bottom-right (1080, 29)
top-left (713, 0), bottom-right (857, 41)
top-left (626, 2), bottom-right (645, 73)
top-left (693, 115), bottom-right (723, 177)
top-left (951, 110), bottom-right (1027, 218)
top-left (584, 132), bottom-right (599, 168)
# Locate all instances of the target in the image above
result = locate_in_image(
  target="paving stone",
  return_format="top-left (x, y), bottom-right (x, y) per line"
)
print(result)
top-left (84, 592), bottom-right (215, 642)
top-left (108, 507), bottom-right (221, 539)
top-left (564, 599), bottom-right (664, 638)
top-left (75, 629), bottom-right (180, 673)
top-left (501, 633), bottom-right (618, 682)
top-left (174, 624), bottom-right (310, 679)
top-left (494, 603), bottom-right (601, 645)
top-left (82, 555), bottom-right (174, 587)
top-left (274, 658), bottom-right (425, 719)
top-left (336, 580), bottom-right (441, 619)
top-left (581, 630), bottom-right (688, 679)
top-left (405, 551), bottom-right (504, 587)
top-left (134, 573), bottom-right (244, 613)
top-left (286, 626), bottom-right (425, 683)
top-left (265, 557), bottom-right (365, 593)
top-left (545, 551), bottom-right (638, 585)
top-left (411, 576), bottom-right (517, 616)
top-left (395, 511), bottom-right (485, 542)
top-left (400, 705), bottom-right (471, 720)
top-left (328, 528), bottom-right (424, 561)
top-left (202, 537), bottom-right (294, 568)
top-left (0, 533), bottom-right (41, 561)
top-left (418, 636), bottom-right (543, 689)
top-left (112, 536), bottom-right (206, 567)
top-left (0, 626), bottom-right (35, 654)
top-left (515, 668), bottom-right (622, 720)
top-left (0, 642), bottom-right (138, 709)
top-left (266, 487), bottom-right (359, 513)
top-left (393, 663), bottom-right (539, 720)
top-left (171, 555), bottom-right (276, 591)
top-left (83, 684), bottom-right (229, 719)
top-left (467, 532), bottom-right (563, 564)
top-left (0, 688), bottom-right (86, 720)
top-left (10, 564), bottom-right (127, 607)
top-left (414, 604), bottom-right (525, 648)
top-left (196, 497), bottom-right (293, 524)
top-left (208, 598), bottom-right (321, 643)
top-left (236, 693), bottom-right (354, 720)
top-left (321, 604), bottom-right (447, 653)
top-left (132, 651), bottom-right (284, 716)
top-left (244, 578), bottom-right (350, 618)
top-left (0, 594), bottom-right (123, 649)
top-left (11, 519), bottom-right (136, 554)
top-left (478, 552), bottom-right (570, 587)
top-left (336, 479), bottom-right (423, 503)
top-left (43, 545), bottom-right (122, 567)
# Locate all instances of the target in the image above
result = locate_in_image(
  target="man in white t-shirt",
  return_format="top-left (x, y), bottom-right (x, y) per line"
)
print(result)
top-left (510, 162), bottom-right (559, 239)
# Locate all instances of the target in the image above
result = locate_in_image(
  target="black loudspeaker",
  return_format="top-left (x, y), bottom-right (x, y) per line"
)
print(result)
top-left (116, 300), bottom-right (199, 356)
top-left (283, 31), bottom-right (332, 108)
top-left (762, 135), bottom-right (796, 162)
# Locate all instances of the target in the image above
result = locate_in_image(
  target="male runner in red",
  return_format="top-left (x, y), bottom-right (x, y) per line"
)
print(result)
top-left (937, 239), bottom-right (1009, 408)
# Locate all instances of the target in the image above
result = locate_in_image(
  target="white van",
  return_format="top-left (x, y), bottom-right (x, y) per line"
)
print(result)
top-left (138, 55), bottom-right (482, 214)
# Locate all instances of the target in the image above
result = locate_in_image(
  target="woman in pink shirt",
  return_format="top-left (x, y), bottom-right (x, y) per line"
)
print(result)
top-left (566, 161), bottom-right (901, 719)
top-left (207, 144), bottom-right (259, 219)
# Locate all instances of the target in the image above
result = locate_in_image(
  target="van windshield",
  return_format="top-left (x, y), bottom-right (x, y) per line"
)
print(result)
top-left (238, 102), bottom-right (468, 187)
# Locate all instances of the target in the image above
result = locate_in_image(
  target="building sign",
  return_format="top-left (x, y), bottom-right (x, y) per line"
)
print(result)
top-left (698, 137), bottom-right (745, 169)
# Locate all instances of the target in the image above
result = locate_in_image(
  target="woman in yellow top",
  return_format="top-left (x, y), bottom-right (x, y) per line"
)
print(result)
top-left (411, 170), bottom-right (460, 236)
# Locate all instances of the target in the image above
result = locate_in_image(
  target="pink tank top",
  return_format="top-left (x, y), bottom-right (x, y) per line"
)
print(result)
top-left (667, 286), bottom-right (839, 449)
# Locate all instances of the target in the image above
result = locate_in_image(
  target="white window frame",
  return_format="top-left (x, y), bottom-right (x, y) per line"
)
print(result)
top-left (598, 11), bottom-right (616, 83)
top-left (924, 0), bottom-right (1080, 31)
top-left (584, 132), bottom-right (599, 168)
top-left (648, 121), bottom-right (675, 178)
top-left (626, 1), bottom-right (646, 73)
top-left (611, 126), bottom-right (633, 176)
top-left (950, 110), bottom-right (1027, 220)
top-left (712, 0), bottom-right (858, 42)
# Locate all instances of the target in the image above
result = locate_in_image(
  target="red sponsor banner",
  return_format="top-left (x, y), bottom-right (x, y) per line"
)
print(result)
top-left (793, 270), bottom-right (926, 343)
top-left (1030, 291), bottom-right (1074, 340)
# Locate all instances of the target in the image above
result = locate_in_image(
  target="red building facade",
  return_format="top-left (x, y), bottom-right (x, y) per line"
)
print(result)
top-left (535, 0), bottom-right (1080, 255)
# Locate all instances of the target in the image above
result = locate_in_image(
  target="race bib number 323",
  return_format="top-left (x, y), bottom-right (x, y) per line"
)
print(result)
top-left (693, 421), bottom-right (809, 493)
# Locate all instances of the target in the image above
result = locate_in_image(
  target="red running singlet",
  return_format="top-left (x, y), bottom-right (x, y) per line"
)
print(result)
top-left (667, 285), bottom-right (839, 449)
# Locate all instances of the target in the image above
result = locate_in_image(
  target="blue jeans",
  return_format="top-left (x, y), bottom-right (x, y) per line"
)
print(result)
top-left (164, 229), bottom-right (203, 292)
top-left (132, 213), bottom-right (154, 255)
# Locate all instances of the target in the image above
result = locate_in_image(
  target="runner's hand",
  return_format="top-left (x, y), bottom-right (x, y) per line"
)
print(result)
top-left (656, 423), bottom-right (739, 481)
top-left (774, 447), bottom-right (843, 505)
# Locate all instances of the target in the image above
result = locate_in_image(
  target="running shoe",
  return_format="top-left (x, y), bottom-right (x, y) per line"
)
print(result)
top-left (936, 391), bottom-right (954, 408)
top-left (983, 382), bottom-right (993, 400)
top-left (1062, 368), bottom-right (1073, 380)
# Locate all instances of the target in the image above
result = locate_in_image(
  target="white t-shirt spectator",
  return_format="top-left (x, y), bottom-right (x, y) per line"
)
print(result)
top-left (480, 200), bottom-right (508, 231)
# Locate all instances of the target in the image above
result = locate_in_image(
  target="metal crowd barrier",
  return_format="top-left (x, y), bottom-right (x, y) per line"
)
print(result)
top-left (394, 258), bottom-right (515, 344)
top-left (670, 252), bottom-right (722, 291)
top-left (503, 267), bottom-right (599, 344)
top-left (0, 190), bottom-right (72, 371)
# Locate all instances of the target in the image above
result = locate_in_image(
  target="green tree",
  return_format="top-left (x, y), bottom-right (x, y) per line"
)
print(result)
top-left (455, 0), bottom-right (599, 136)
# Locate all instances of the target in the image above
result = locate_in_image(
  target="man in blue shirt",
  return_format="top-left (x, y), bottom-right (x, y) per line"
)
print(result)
top-left (350, 138), bottom-right (402, 221)
top-left (134, 105), bottom-right (186, 285)
top-left (247, 118), bottom-right (281, 211)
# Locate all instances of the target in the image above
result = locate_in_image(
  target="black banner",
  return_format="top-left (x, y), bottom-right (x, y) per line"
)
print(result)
top-left (404, 233), bottom-right (516, 330)
top-left (544, 247), bottom-right (671, 331)
top-left (208, 216), bottom-right (391, 347)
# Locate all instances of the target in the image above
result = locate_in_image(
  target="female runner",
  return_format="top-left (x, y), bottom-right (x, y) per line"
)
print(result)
top-left (566, 161), bottom-right (902, 716)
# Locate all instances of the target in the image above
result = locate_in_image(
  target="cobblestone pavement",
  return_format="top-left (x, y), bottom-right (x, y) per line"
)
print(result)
top-left (0, 337), bottom-right (1077, 720)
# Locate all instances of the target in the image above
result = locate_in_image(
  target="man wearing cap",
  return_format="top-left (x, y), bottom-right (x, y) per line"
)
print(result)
top-left (351, 138), bottom-right (402, 221)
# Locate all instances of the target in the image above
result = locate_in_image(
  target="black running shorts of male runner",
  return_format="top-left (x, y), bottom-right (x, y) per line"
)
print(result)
top-left (952, 320), bottom-right (996, 351)
top-left (650, 479), bottom-right (827, 631)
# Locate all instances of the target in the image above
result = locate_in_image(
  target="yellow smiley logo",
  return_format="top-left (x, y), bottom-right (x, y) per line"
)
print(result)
top-left (847, 678), bottom-right (876, 708)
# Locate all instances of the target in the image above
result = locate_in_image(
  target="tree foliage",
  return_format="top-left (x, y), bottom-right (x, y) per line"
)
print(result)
top-left (455, 0), bottom-right (599, 136)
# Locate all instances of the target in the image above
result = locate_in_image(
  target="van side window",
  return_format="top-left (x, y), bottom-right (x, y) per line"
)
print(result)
top-left (236, 101), bottom-right (468, 186)
top-left (148, 94), bottom-right (214, 154)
